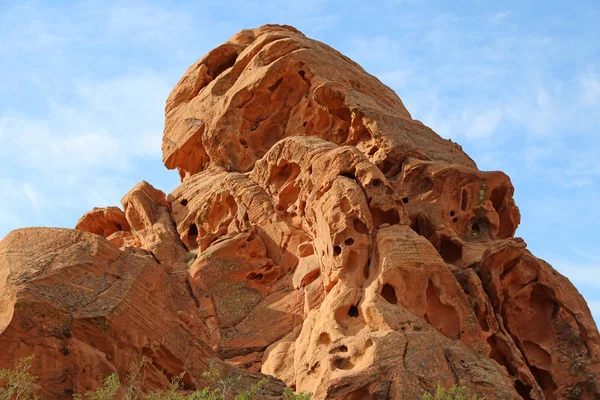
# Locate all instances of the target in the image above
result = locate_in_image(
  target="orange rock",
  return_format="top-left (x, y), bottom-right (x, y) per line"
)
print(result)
top-left (2, 24), bottom-right (599, 399)
top-left (76, 206), bottom-right (130, 237)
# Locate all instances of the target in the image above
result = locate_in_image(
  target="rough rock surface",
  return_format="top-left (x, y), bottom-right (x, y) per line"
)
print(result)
top-left (2, 24), bottom-right (599, 399)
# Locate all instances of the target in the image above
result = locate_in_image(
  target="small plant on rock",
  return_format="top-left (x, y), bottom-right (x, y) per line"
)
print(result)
top-left (0, 355), bottom-right (38, 400)
top-left (421, 384), bottom-right (484, 400)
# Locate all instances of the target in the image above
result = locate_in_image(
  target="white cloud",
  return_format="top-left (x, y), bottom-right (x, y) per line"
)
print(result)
top-left (579, 72), bottom-right (600, 106)
top-left (466, 108), bottom-right (503, 139)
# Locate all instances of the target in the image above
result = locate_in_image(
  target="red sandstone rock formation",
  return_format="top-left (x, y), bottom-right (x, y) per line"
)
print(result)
top-left (1, 25), bottom-right (599, 399)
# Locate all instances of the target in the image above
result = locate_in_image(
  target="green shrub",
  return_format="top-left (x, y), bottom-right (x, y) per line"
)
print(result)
top-left (282, 387), bottom-right (312, 400)
top-left (72, 374), bottom-right (120, 400)
top-left (422, 384), bottom-right (484, 400)
top-left (0, 355), bottom-right (38, 400)
top-left (1, 356), bottom-right (311, 400)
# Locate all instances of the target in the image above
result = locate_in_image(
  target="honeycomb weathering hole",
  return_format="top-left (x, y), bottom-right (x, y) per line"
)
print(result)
top-left (381, 284), bottom-right (398, 305)
top-left (188, 223), bottom-right (198, 241)
top-left (181, 199), bottom-right (188, 206)
top-left (318, 332), bottom-right (331, 345)
top-left (333, 245), bottom-right (342, 256)
top-left (439, 238), bottom-right (462, 263)
top-left (353, 219), bottom-right (369, 235)
top-left (348, 305), bottom-right (359, 318)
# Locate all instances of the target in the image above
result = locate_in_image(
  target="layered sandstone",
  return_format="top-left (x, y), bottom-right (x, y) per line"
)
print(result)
top-left (1, 24), bottom-right (599, 399)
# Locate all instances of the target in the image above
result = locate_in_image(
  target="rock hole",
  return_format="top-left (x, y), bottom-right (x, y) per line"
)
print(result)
top-left (371, 207), bottom-right (400, 227)
top-left (318, 332), bottom-right (331, 345)
top-left (425, 280), bottom-right (460, 339)
top-left (340, 197), bottom-right (352, 213)
top-left (348, 305), bottom-right (359, 318)
top-left (333, 357), bottom-right (354, 370)
top-left (333, 245), bottom-right (342, 256)
top-left (381, 284), bottom-right (398, 305)
top-left (410, 214), bottom-right (434, 238)
top-left (439, 238), bottom-right (462, 263)
top-left (329, 345), bottom-right (348, 354)
top-left (353, 219), bottom-right (369, 235)
top-left (530, 366), bottom-right (557, 399)
top-left (365, 339), bottom-right (373, 348)
top-left (515, 381), bottom-right (533, 400)
top-left (303, 121), bottom-right (307, 127)
top-left (344, 238), bottom-right (354, 246)
top-left (472, 223), bottom-right (480, 235)
top-left (461, 189), bottom-right (468, 211)
top-left (345, 387), bottom-right (369, 400)
top-left (452, 217), bottom-right (458, 223)
top-left (267, 77), bottom-right (283, 92)
top-left (239, 138), bottom-right (248, 148)
top-left (450, 210), bottom-right (455, 217)
top-left (341, 172), bottom-right (355, 180)
top-left (246, 272), bottom-right (263, 280)
top-left (363, 262), bottom-right (370, 280)
top-left (115, 223), bottom-right (123, 231)
top-left (209, 52), bottom-right (238, 78)
top-left (490, 186), bottom-right (506, 212)
top-left (371, 178), bottom-right (382, 188)
top-left (188, 223), bottom-right (198, 242)
top-left (181, 199), bottom-right (188, 206)
top-left (487, 335), bottom-right (516, 375)
top-left (402, 197), bottom-right (409, 204)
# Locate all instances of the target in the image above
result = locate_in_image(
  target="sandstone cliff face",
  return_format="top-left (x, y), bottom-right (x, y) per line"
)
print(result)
top-left (1, 25), bottom-right (599, 399)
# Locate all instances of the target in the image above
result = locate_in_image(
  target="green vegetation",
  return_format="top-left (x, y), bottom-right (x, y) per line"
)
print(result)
top-left (1, 357), bottom-right (311, 400)
top-left (0, 355), bottom-right (38, 400)
top-left (422, 384), bottom-right (484, 400)
top-left (186, 250), bottom-right (199, 268)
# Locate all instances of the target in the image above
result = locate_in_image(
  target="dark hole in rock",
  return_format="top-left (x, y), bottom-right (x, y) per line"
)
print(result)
top-left (461, 189), bottom-right (468, 211)
top-left (333, 357), bottom-right (354, 370)
top-left (318, 332), bottom-right (331, 345)
top-left (333, 245), bottom-right (342, 256)
top-left (268, 77), bottom-right (284, 92)
top-left (329, 345), bottom-right (348, 354)
top-left (341, 172), bottom-right (355, 180)
top-left (515, 381), bottom-right (533, 400)
top-left (247, 272), bottom-right (263, 280)
top-left (402, 197), bottom-right (409, 204)
top-left (303, 121), bottom-right (307, 127)
top-left (348, 305), bottom-right (359, 318)
top-left (450, 210), bottom-right (455, 217)
top-left (381, 284), bottom-right (398, 305)
top-left (371, 178), bottom-right (382, 187)
top-left (371, 207), bottom-right (400, 227)
top-left (299, 70), bottom-right (306, 79)
top-left (530, 366), bottom-right (558, 398)
top-left (472, 223), bottom-right (481, 234)
top-left (353, 219), bottom-right (369, 235)
top-left (439, 238), bottom-right (462, 263)
top-left (239, 138), bottom-right (248, 148)
top-left (210, 52), bottom-right (238, 78)
top-left (344, 238), bottom-right (355, 246)
top-left (181, 199), bottom-right (188, 206)
top-left (490, 186), bottom-right (506, 212)
top-left (188, 223), bottom-right (198, 241)
top-left (452, 217), bottom-right (458, 223)
top-left (410, 214), bottom-right (434, 238)
top-left (115, 223), bottom-right (123, 231)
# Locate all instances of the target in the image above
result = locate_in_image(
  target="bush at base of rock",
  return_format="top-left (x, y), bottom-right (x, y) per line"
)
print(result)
top-left (0, 357), bottom-right (312, 400)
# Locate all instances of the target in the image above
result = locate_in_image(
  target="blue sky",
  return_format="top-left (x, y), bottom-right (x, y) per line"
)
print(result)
top-left (0, 1), bottom-right (598, 321)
